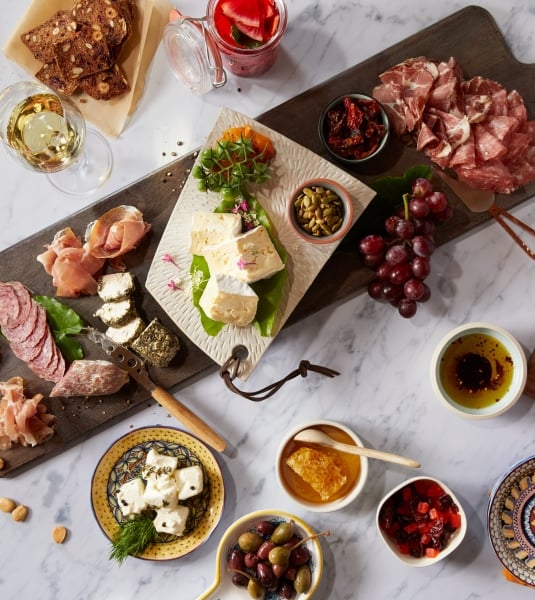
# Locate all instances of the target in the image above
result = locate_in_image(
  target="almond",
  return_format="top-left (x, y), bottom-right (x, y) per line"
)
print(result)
top-left (11, 504), bottom-right (28, 522)
top-left (52, 525), bottom-right (68, 544)
top-left (0, 497), bottom-right (15, 512)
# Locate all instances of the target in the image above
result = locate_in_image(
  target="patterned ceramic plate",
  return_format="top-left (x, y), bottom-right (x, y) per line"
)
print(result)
top-left (146, 107), bottom-right (376, 380)
top-left (91, 426), bottom-right (225, 561)
top-left (487, 456), bottom-right (535, 585)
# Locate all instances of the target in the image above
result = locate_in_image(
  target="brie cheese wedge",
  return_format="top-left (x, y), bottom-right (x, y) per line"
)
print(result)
top-left (203, 225), bottom-right (284, 284)
top-left (199, 274), bottom-right (258, 326)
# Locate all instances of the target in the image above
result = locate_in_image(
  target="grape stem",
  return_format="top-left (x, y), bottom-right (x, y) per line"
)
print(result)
top-left (402, 193), bottom-right (410, 221)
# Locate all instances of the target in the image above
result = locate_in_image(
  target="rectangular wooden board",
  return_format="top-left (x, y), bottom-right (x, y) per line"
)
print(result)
top-left (1, 5), bottom-right (534, 476)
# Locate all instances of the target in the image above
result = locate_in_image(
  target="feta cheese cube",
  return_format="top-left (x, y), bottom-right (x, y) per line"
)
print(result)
top-left (203, 225), bottom-right (285, 284)
top-left (189, 211), bottom-right (242, 256)
top-left (117, 478), bottom-right (147, 517)
top-left (142, 449), bottom-right (179, 477)
top-left (175, 465), bottom-right (204, 500)
top-left (153, 505), bottom-right (189, 536)
top-left (199, 274), bottom-right (258, 326)
top-left (143, 474), bottom-right (180, 508)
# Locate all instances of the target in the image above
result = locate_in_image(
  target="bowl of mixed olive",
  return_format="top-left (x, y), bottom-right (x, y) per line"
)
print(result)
top-left (288, 178), bottom-right (354, 244)
top-left (197, 509), bottom-right (327, 599)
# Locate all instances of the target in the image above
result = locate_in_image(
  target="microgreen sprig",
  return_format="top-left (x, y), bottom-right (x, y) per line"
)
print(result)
top-left (192, 137), bottom-right (271, 193)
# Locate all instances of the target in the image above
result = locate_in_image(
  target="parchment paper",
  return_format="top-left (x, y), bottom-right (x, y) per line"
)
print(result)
top-left (2, 0), bottom-right (172, 137)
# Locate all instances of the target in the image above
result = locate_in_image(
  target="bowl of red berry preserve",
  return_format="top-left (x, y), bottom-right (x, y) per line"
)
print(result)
top-left (288, 178), bottom-right (354, 244)
top-left (376, 476), bottom-right (467, 567)
top-left (318, 93), bottom-right (390, 164)
top-left (358, 175), bottom-right (453, 319)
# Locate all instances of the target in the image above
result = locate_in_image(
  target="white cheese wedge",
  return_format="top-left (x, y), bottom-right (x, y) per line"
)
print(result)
top-left (199, 274), bottom-right (258, 326)
top-left (143, 474), bottom-right (180, 508)
top-left (117, 478), bottom-right (147, 517)
top-left (142, 449), bottom-right (179, 477)
top-left (175, 465), bottom-right (204, 500)
top-left (153, 505), bottom-right (189, 536)
top-left (203, 225), bottom-right (284, 284)
top-left (189, 211), bottom-right (242, 256)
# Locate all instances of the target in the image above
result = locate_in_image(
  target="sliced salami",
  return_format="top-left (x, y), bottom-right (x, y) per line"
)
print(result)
top-left (2, 300), bottom-right (42, 344)
top-left (50, 360), bottom-right (129, 397)
top-left (0, 282), bottom-right (23, 329)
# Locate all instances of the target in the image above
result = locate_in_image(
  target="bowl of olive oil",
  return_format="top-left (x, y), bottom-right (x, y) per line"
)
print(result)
top-left (431, 322), bottom-right (527, 418)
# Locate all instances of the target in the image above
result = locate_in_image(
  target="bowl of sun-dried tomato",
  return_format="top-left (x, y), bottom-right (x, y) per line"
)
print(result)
top-left (376, 476), bottom-right (467, 566)
top-left (318, 93), bottom-right (390, 164)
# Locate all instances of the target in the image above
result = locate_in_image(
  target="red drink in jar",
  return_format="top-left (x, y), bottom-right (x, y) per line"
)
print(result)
top-left (207, 0), bottom-right (287, 77)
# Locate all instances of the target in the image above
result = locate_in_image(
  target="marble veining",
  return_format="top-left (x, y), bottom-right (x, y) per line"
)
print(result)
top-left (2, 0), bottom-right (535, 599)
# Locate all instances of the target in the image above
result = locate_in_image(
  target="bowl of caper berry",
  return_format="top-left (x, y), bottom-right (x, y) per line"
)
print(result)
top-left (288, 178), bottom-right (354, 244)
top-left (197, 509), bottom-right (328, 599)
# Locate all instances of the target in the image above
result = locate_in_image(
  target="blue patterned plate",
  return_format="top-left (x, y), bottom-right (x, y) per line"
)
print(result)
top-left (487, 456), bottom-right (535, 586)
top-left (91, 426), bottom-right (225, 560)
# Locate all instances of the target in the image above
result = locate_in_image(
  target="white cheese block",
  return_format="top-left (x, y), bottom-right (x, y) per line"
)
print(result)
top-left (97, 272), bottom-right (135, 301)
top-left (142, 449), bottom-right (179, 477)
top-left (105, 317), bottom-right (145, 345)
top-left (203, 225), bottom-right (284, 284)
top-left (117, 478), bottom-right (147, 517)
top-left (175, 465), bottom-right (204, 500)
top-left (199, 274), bottom-right (258, 327)
top-left (153, 505), bottom-right (189, 536)
top-left (189, 211), bottom-right (242, 256)
top-left (143, 474), bottom-right (180, 508)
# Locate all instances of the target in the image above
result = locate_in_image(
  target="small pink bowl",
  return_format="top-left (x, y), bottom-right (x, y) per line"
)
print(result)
top-left (288, 178), bottom-right (354, 245)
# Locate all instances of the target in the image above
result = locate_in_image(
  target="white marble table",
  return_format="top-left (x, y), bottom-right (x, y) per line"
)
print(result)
top-left (1, 1), bottom-right (535, 598)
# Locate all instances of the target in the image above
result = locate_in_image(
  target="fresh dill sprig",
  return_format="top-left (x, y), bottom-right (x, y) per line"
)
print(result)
top-left (109, 512), bottom-right (158, 565)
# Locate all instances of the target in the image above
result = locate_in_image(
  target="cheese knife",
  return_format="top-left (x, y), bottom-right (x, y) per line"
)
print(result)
top-left (87, 328), bottom-right (227, 452)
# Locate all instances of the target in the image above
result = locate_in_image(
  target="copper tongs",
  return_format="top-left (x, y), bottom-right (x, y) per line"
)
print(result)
top-left (435, 169), bottom-right (535, 259)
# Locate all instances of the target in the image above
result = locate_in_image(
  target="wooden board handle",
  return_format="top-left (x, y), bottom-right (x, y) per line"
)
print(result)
top-left (152, 386), bottom-right (226, 452)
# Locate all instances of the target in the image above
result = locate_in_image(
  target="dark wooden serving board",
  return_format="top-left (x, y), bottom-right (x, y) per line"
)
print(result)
top-left (2, 5), bottom-right (534, 476)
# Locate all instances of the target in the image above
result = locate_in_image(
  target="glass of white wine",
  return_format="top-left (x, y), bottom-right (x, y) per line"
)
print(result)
top-left (0, 80), bottom-right (112, 195)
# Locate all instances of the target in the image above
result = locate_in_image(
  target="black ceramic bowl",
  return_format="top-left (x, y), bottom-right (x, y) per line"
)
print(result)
top-left (318, 93), bottom-right (390, 164)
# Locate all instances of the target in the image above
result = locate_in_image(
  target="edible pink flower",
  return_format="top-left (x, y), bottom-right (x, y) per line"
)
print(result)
top-left (167, 279), bottom-right (182, 291)
top-left (162, 252), bottom-right (179, 268)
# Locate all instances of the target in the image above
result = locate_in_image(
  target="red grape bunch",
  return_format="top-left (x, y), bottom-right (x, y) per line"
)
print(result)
top-left (358, 177), bottom-right (452, 318)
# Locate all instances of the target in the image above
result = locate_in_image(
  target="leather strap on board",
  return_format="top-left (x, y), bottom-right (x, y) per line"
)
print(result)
top-left (219, 352), bottom-right (340, 401)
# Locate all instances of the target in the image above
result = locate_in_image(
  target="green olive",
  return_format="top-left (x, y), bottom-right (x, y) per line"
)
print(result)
top-left (294, 565), bottom-right (312, 594)
top-left (247, 579), bottom-right (265, 600)
top-left (238, 531), bottom-right (263, 553)
top-left (270, 521), bottom-right (294, 545)
top-left (268, 545), bottom-right (290, 566)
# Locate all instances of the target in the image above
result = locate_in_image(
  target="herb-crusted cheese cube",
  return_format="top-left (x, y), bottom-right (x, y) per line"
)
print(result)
top-left (203, 225), bottom-right (284, 284)
top-left (153, 505), bottom-right (189, 536)
top-left (199, 274), bottom-right (258, 326)
top-left (175, 465), bottom-right (204, 500)
top-left (117, 478), bottom-right (147, 517)
top-left (189, 211), bottom-right (242, 256)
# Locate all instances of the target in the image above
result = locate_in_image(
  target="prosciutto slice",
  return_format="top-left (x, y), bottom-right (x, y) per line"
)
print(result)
top-left (86, 205), bottom-right (151, 266)
top-left (0, 377), bottom-right (55, 450)
top-left (373, 56), bottom-right (535, 193)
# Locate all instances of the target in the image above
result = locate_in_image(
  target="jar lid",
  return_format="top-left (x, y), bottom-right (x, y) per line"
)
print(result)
top-left (163, 17), bottom-right (227, 95)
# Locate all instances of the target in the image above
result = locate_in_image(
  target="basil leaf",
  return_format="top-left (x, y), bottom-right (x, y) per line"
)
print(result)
top-left (35, 296), bottom-right (85, 362)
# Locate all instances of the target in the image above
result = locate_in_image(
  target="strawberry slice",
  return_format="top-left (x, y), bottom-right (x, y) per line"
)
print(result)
top-left (219, 0), bottom-right (277, 42)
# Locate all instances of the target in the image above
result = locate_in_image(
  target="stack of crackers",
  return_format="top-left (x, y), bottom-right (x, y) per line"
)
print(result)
top-left (20, 0), bottom-right (136, 100)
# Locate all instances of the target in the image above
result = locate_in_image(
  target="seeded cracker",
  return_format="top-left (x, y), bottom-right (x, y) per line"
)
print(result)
top-left (54, 24), bottom-right (113, 80)
top-left (20, 10), bottom-right (78, 64)
top-left (71, 0), bottom-right (132, 47)
top-left (35, 62), bottom-right (79, 95)
top-left (78, 63), bottom-right (130, 100)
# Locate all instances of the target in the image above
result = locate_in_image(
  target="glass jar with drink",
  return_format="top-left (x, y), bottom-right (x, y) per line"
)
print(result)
top-left (163, 0), bottom-right (288, 94)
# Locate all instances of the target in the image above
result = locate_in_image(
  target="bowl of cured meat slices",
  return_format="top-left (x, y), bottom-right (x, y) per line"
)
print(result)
top-left (318, 93), bottom-right (390, 164)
